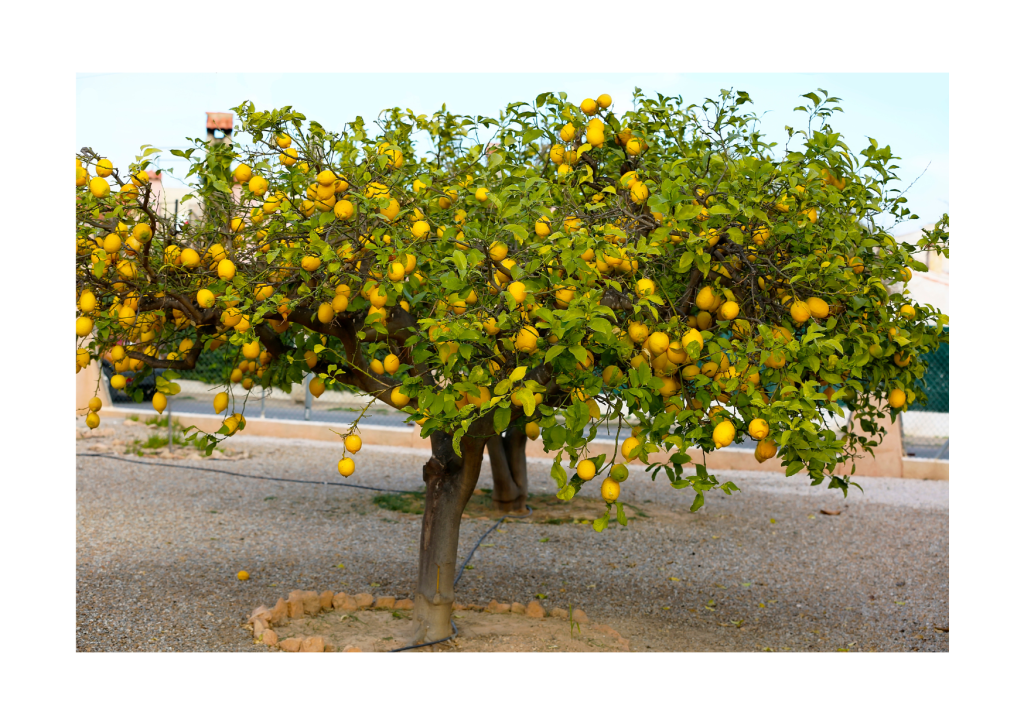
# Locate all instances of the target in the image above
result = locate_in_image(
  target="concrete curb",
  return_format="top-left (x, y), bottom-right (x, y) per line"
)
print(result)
top-left (96, 406), bottom-right (948, 481)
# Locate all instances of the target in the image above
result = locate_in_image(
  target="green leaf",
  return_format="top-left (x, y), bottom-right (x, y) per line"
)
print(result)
top-left (452, 250), bottom-right (467, 274)
top-left (510, 366), bottom-right (527, 382)
top-left (550, 456), bottom-right (567, 488)
top-left (690, 491), bottom-right (705, 512)
top-left (504, 223), bottom-right (529, 242)
top-left (452, 429), bottom-right (464, 457)
top-left (494, 406), bottom-right (511, 434)
top-left (544, 345), bottom-right (566, 363)
top-left (615, 502), bottom-right (628, 527)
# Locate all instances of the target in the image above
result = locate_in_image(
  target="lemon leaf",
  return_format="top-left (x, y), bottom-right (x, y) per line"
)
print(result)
top-left (509, 366), bottom-right (527, 382)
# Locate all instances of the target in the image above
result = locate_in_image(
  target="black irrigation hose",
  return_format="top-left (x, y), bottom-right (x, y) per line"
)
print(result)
top-left (76, 452), bottom-right (422, 494)
top-left (77, 451), bottom-right (533, 652)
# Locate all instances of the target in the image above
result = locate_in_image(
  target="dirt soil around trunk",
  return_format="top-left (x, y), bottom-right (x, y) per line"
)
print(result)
top-left (270, 607), bottom-right (632, 652)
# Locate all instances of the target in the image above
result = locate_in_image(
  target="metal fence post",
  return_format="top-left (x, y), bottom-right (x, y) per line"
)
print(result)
top-left (261, 386), bottom-right (266, 419)
top-left (304, 372), bottom-right (313, 421)
top-left (167, 396), bottom-right (173, 452)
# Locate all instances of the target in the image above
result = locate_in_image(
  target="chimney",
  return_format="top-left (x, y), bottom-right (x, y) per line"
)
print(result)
top-left (206, 112), bottom-right (234, 145)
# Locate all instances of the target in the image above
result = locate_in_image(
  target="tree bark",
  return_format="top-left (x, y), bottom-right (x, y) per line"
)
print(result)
top-left (487, 429), bottom-right (529, 512)
top-left (409, 431), bottom-right (487, 646)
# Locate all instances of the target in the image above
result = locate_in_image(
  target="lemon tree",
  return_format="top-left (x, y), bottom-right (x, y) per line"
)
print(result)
top-left (75, 88), bottom-right (948, 643)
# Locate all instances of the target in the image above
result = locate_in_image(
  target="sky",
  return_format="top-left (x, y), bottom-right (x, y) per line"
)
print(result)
top-left (76, 73), bottom-right (948, 235)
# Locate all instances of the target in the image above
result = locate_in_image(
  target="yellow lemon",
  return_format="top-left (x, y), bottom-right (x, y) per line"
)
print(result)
top-left (600, 477), bottom-right (620, 503)
top-left (217, 259), bottom-right (236, 281)
top-left (345, 434), bottom-right (362, 453)
top-left (748, 418), bottom-right (769, 441)
top-left (338, 458), bottom-right (355, 477)
top-left (712, 420), bottom-right (736, 449)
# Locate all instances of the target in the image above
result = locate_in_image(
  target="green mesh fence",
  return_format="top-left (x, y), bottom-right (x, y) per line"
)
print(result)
top-left (910, 337), bottom-right (949, 413)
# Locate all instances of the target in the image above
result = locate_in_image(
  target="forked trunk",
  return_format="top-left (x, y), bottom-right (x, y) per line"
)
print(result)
top-left (410, 431), bottom-right (486, 646)
top-left (487, 429), bottom-right (529, 512)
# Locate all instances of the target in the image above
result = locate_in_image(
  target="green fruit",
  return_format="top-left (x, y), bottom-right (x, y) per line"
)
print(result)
top-left (868, 343), bottom-right (883, 358)
top-left (610, 463), bottom-right (629, 483)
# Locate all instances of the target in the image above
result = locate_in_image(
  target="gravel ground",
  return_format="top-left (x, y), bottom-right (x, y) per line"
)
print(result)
top-left (77, 418), bottom-right (948, 652)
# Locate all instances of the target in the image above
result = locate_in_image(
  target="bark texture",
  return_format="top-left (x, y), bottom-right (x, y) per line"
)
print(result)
top-left (487, 429), bottom-right (529, 512)
top-left (409, 431), bottom-right (486, 645)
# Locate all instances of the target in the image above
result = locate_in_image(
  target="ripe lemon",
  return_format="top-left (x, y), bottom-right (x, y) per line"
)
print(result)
top-left (383, 354), bottom-right (401, 374)
top-left (790, 301), bottom-right (811, 324)
top-left (387, 261), bottom-right (405, 282)
top-left (408, 220), bottom-right (430, 240)
top-left (635, 278), bottom-right (655, 298)
top-left (86, 412), bottom-right (101, 429)
top-left (235, 570), bottom-right (250, 581)
top-left (625, 138), bottom-right (643, 156)
top-left (76, 316), bottom-right (94, 337)
top-left (600, 477), bottom-right (620, 503)
top-left (391, 390), bottom-right (410, 407)
top-left (628, 322), bottom-right (649, 343)
top-left (580, 98), bottom-right (598, 115)
top-left (525, 422), bottom-right (540, 440)
top-left (242, 341), bottom-right (261, 359)
top-left (748, 418), bottom-right (769, 441)
top-left (560, 122), bottom-right (575, 142)
top-left (597, 94), bottom-right (612, 109)
top-left (488, 240), bottom-right (508, 262)
top-left (300, 255), bottom-right (321, 272)
top-left (309, 377), bottom-right (326, 398)
top-left (217, 259), bottom-right (236, 281)
top-left (345, 434), bottom-right (362, 453)
top-left (695, 286), bottom-right (717, 311)
top-left (622, 436), bottom-right (641, 460)
top-left (248, 176), bottom-right (269, 196)
top-left (338, 457), bottom-right (355, 477)
top-left (87, 396), bottom-right (102, 413)
top-left (535, 216), bottom-right (552, 237)
top-left (507, 281), bottom-right (527, 304)
top-left (754, 438), bottom-right (778, 463)
top-left (712, 420), bottom-right (736, 449)
top-left (554, 288), bottom-right (575, 309)
top-left (577, 460), bottom-right (596, 481)
top-left (79, 290), bottom-right (97, 313)
top-left (515, 325), bottom-right (539, 353)
top-left (213, 392), bottom-right (229, 414)
top-left (196, 289), bottom-right (216, 308)
top-left (719, 301), bottom-right (740, 320)
top-left (900, 304), bottom-right (916, 319)
top-left (889, 389), bottom-right (907, 409)
top-left (152, 392), bottom-right (167, 414)
top-left (629, 182), bottom-right (649, 204)
top-left (806, 297), bottom-right (829, 319)
top-left (110, 374), bottom-right (126, 390)
top-left (89, 176), bottom-right (110, 198)
top-left (586, 119), bottom-right (605, 146)
top-left (334, 199), bottom-right (355, 220)
top-left (647, 332), bottom-right (669, 356)
top-left (475, 187), bottom-right (489, 202)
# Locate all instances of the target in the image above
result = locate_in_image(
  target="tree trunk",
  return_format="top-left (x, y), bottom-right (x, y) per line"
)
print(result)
top-left (487, 429), bottom-right (529, 512)
top-left (409, 431), bottom-right (486, 646)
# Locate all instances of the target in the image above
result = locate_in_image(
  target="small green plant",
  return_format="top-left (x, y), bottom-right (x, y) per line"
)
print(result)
top-left (372, 492), bottom-right (426, 515)
top-left (568, 605), bottom-right (582, 639)
top-left (125, 432), bottom-right (205, 456)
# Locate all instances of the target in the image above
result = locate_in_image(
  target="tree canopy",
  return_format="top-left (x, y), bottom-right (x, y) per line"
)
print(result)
top-left (76, 87), bottom-right (949, 526)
